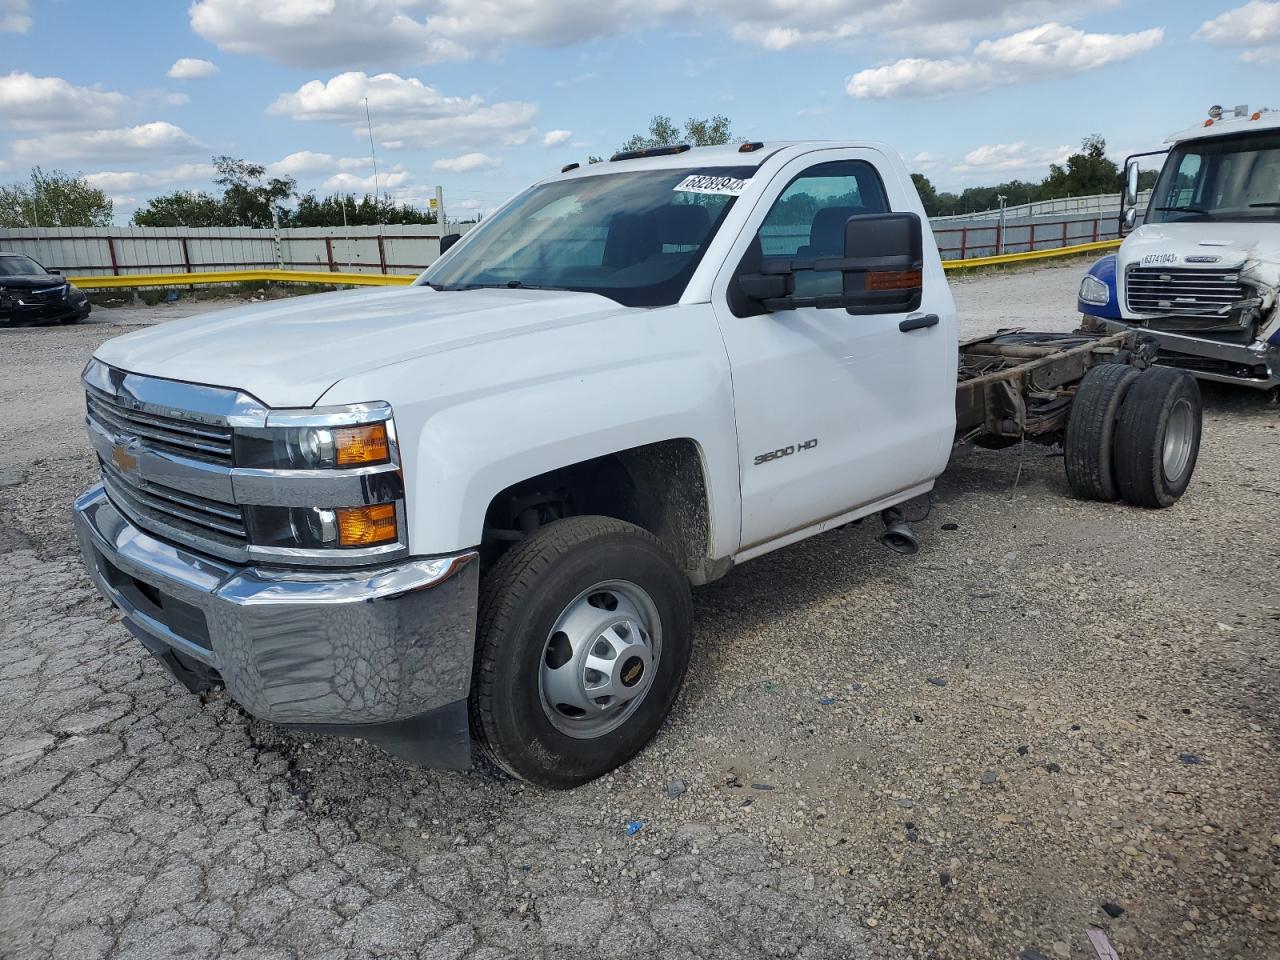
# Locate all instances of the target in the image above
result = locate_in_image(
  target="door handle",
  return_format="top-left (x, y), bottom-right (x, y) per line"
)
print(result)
top-left (899, 313), bottom-right (940, 333)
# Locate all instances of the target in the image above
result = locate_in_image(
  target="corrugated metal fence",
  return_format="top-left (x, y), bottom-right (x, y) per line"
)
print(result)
top-left (0, 210), bottom-right (1121, 281)
top-left (0, 224), bottom-right (445, 278)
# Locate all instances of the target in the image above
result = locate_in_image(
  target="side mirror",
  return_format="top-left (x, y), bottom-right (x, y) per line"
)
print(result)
top-left (439, 232), bottom-right (461, 254)
top-left (1120, 158), bottom-right (1141, 236)
top-left (46, 268), bottom-right (60, 275)
top-left (737, 211), bottom-right (923, 315)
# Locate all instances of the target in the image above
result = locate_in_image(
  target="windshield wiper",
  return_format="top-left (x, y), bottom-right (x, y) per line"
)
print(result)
top-left (1152, 204), bottom-right (1215, 218)
top-left (456, 280), bottom-right (565, 291)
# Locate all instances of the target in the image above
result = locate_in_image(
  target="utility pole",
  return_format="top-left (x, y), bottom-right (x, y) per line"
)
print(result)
top-left (364, 97), bottom-right (381, 218)
top-left (434, 185), bottom-right (445, 234)
top-left (996, 193), bottom-right (1007, 255)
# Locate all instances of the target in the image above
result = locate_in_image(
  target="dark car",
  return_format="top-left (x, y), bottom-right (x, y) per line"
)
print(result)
top-left (0, 252), bottom-right (91, 326)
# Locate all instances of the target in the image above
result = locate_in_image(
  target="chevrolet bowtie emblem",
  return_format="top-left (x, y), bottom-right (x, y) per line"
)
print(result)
top-left (111, 438), bottom-right (140, 474)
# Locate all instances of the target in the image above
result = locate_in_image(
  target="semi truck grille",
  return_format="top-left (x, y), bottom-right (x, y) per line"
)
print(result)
top-left (86, 389), bottom-right (234, 463)
top-left (1125, 267), bottom-right (1247, 317)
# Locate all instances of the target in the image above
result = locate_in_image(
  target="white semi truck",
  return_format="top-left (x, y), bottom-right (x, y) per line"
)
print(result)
top-left (1079, 105), bottom-right (1280, 391)
top-left (74, 140), bottom-right (1203, 787)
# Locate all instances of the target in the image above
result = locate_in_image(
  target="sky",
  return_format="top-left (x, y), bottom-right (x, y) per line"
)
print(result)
top-left (0, 0), bottom-right (1277, 222)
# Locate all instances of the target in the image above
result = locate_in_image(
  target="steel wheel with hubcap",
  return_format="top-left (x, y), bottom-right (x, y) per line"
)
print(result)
top-left (471, 516), bottom-right (692, 788)
top-left (540, 580), bottom-right (662, 739)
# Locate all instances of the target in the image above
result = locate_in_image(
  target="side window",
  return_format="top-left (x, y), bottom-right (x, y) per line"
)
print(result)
top-left (1168, 153), bottom-right (1202, 208)
top-left (755, 160), bottom-right (890, 299)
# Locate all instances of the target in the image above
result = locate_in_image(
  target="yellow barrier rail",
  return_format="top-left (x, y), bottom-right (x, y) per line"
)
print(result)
top-left (66, 268), bottom-right (419, 290)
top-left (66, 239), bottom-right (1120, 290)
top-left (941, 238), bottom-right (1120, 271)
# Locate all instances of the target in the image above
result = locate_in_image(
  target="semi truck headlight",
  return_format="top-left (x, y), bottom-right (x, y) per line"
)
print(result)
top-left (1079, 274), bottom-right (1110, 306)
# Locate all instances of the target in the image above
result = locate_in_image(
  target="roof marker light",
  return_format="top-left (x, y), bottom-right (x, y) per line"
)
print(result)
top-left (561, 162), bottom-right (580, 173)
top-left (738, 141), bottom-right (764, 153)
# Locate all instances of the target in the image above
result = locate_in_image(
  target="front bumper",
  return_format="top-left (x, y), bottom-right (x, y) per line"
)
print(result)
top-left (0, 296), bottom-right (89, 326)
top-left (1082, 315), bottom-right (1279, 390)
top-left (73, 483), bottom-right (479, 767)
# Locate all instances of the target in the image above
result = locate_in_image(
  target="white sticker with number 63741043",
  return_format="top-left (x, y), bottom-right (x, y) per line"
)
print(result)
top-left (1140, 252), bottom-right (1178, 265)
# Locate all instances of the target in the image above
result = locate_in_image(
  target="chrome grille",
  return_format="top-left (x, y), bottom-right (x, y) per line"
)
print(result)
top-left (86, 388), bottom-right (234, 463)
top-left (100, 459), bottom-right (247, 544)
top-left (1125, 266), bottom-right (1247, 317)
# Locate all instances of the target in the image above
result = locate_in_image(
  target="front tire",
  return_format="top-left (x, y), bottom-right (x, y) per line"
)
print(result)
top-left (471, 516), bottom-right (692, 788)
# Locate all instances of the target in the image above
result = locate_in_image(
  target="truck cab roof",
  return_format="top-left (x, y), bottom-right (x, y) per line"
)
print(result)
top-left (1166, 109), bottom-right (1280, 145)
top-left (551, 140), bottom-right (892, 179)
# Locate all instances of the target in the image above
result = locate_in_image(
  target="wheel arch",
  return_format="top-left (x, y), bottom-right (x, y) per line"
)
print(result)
top-left (478, 438), bottom-right (728, 584)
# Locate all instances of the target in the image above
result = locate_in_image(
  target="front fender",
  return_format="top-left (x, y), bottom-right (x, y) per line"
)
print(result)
top-left (319, 304), bottom-right (742, 562)
top-left (1078, 253), bottom-right (1122, 320)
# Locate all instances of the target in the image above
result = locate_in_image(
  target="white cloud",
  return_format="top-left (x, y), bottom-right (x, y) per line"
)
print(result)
top-left (188, 0), bottom-right (1124, 67)
top-left (11, 121), bottom-right (206, 163)
top-left (270, 71), bottom-right (537, 148)
top-left (847, 22), bottom-right (1163, 99)
top-left (0, 0), bottom-right (30, 33)
top-left (82, 164), bottom-right (217, 193)
top-left (322, 168), bottom-right (411, 192)
top-left (953, 141), bottom-right (1072, 173)
top-left (0, 71), bottom-right (130, 129)
top-left (1195, 2), bottom-right (1280, 62)
top-left (167, 58), bottom-right (220, 79)
top-left (541, 129), bottom-right (573, 147)
top-left (910, 151), bottom-right (942, 169)
top-left (433, 152), bottom-right (501, 173)
top-left (266, 151), bottom-right (369, 178)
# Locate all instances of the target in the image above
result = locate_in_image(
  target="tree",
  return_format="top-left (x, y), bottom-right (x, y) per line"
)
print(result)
top-left (0, 167), bottom-right (112, 227)
top-left (289, 193), bottom-right (436, 227)
top-left (131, 190), bottom-right (226, 227)
top-left (1042, 134), bottom-right (1120, 198)
top-left (618, 114), bottom-right (736, 153)
top-left (910, 174), bottom-right (939, 216)
top-left (211, 156), bottom-right (296, 228)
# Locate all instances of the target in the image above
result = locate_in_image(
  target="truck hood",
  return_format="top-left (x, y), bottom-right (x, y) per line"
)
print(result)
top-left (94, 285), bottom-right (632, 407)
top-left (1120, 221), bottom-right (1280, 271)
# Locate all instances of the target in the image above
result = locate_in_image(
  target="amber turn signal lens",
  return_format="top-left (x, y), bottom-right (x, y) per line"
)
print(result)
top-left (334, 423), bottom-right (390, 466)
top-left (866, 269), bottom-right (922, 291)
top-left (336, 503), bottom-right (397, 547)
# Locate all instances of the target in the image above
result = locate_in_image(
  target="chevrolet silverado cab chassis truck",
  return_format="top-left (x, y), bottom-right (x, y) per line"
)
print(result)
top-left (73, 141), bottom-right (1203, 787)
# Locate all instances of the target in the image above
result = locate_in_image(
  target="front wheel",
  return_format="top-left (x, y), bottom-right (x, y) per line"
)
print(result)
top-left (470, 516), bottom-right (692, 788)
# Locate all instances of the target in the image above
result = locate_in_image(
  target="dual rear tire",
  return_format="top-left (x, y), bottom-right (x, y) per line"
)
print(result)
top-left (1065, 364), bottom-right (1202, 508)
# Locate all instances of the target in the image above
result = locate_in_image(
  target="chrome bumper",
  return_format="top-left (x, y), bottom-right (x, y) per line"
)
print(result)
top-left (73, 483), bottom-right (479, 767)
top-left (1085, 317), bottom-right (1279, 389)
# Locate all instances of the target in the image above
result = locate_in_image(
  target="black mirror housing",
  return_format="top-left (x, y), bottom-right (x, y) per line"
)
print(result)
top-left (840, 212), bottom-right (923, 315)
top-left (736, 211), bottom-right (924, 315)
top-left (439, 232), bottom-right (462, 254)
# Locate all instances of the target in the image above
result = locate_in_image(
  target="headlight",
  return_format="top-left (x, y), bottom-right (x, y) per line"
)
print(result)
top-left (234, 407), bottom-right (392, 469)
top-left (232, 402), bottom-right (404, 555)
top-left (1079, 274), bottom-right (1110, 306)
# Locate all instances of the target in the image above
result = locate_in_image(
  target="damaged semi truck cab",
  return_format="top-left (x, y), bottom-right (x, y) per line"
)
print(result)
top-left (1079, 105), bottom-right (1280, 390)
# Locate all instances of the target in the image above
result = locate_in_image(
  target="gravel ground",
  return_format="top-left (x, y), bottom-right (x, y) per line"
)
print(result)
top-left (1, 268), bottom-right (1278, 960)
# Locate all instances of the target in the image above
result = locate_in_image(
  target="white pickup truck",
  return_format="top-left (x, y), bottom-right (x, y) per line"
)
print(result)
top-left (73, 140), bottom-right (1203, 787)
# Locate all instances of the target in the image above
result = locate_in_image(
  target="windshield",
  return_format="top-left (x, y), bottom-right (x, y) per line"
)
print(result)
top-left (1147, 131), bottom-right (1280, 224)
top-left (420, 166), bottom-right (754, 307)
top-left (0, 255), bottom-right (47, 276)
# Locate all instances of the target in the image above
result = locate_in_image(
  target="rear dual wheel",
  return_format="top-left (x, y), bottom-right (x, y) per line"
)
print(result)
top-left (1065, 364), bottom-right (1201, 508)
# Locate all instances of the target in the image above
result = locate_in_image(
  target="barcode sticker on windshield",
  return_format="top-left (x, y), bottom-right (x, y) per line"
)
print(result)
top-left (674, 174), bottom-right (749, 196)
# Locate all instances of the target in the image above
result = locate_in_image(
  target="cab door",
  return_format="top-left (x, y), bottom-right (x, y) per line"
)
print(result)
top-left (710, 148), bottom-right (957, 552)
